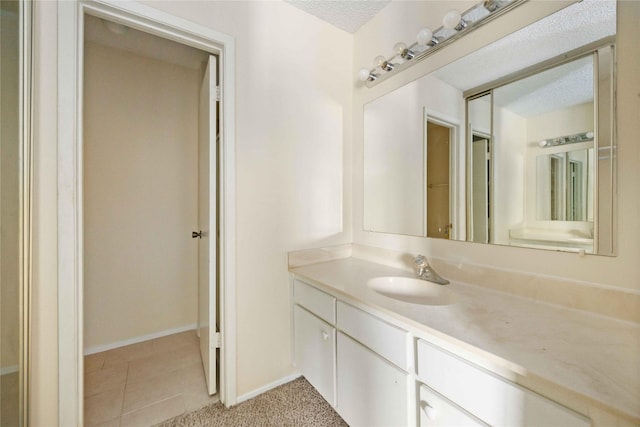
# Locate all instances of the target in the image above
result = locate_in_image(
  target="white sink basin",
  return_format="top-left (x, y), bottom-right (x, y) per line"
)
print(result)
top-left (367, 276), bottom-right (457, 306)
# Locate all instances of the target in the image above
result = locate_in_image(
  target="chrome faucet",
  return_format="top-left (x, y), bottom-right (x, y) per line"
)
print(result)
top-left (413, 255), bottom-right (449, 285)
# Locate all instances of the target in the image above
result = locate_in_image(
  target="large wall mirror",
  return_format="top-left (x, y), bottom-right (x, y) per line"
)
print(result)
top-left (1, 0), bottom-right (32, 424)
top-left (363, 0), bottom-right (616, 255)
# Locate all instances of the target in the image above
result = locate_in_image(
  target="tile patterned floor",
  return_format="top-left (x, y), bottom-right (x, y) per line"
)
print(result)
top-left (84, 330), bottom-right (218, 427)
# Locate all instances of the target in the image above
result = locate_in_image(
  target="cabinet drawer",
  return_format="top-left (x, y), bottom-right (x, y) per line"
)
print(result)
top-left (294, 279), bottom-right (336, 324)
top-left (294, 305), bottom-right (335, 405)
top-left (419, 384), bottom-right (487, 427)
top-left (417, 339), bottom-right (590, 427)
top-left (337, 301), bottom-right (408, 370)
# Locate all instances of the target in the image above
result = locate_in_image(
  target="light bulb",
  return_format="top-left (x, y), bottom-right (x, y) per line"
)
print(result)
top-left (586, 131), bottom-right (594, 139)
top-left (416, 28), bottom-right (433, 46)
top-left (393, 42), bottom-right (415, 59)
top-left (483, 0), bottom-right (503, 13)
top-left (443, 10), bottom-right (462, 29)
top-left (538, 140), bottom-right (548, 148)
top-left (394, 42), bottom-right (407, 55)
top-left (358, 68), bottom-right (372, 82)
top-left (374, 55), bottom-right (394, 71)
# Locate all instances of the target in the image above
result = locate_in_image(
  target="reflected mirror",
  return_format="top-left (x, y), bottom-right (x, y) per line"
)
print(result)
top-left (1, 0), bottom-right (31, 425)
top-left (468, 53), bottom-right (606, 253)
top-left (536, 146), bottom-right (594, 223)
top-left (536, 147), bottom-right (593, 222)
top-left (363, 0), bottom-right (616, 255)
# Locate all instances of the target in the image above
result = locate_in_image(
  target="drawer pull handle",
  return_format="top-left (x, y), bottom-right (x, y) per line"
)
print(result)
top-left (321, 330), bottom-right (329, 341)
top-left (420, 401), bottom-right (437, 420)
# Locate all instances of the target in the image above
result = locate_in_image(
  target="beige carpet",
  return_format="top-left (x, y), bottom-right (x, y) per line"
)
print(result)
top-left (156, 377), bottom-right (348, 426)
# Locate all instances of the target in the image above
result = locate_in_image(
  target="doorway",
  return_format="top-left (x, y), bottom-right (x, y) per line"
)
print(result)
top-left (426, 120), bottom-right (453, 239)
top-left (82, 15), bottom-right (220, 425)
top-left (57, 2), bottom-right (237, 424)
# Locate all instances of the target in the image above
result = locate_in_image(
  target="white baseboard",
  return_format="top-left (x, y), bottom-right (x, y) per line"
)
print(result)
top-left (236, 372), bottom-right (302, 404)
top-left (1, 365), bottom-right (19, 376)
top-left (84, 323), bottom-right (197, 355)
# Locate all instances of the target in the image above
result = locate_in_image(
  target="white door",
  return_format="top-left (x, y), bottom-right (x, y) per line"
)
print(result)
top-left (198, 55), bottom-right (218, 395)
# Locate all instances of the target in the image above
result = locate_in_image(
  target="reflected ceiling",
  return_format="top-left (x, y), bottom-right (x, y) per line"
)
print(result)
top-left (493, 57), bottom-right (594, 117)
top-left (432, 0), bottom-right (615, 93)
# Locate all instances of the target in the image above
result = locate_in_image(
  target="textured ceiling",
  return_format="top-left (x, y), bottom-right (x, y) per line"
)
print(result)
top-left (432, 0), bottom-right (615, 117)
top-left (493, 56), bottom-right (594, 118)
top-left (286, 0), bottom-right (391, 33)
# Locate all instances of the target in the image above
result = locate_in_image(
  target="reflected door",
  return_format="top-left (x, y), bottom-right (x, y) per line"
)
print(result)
top-left (426, 121), bottom-right (451, 239)
top-left (198, 55), bottom-right (218, 395)
top-left (471, 137), bottom-right (489, 243)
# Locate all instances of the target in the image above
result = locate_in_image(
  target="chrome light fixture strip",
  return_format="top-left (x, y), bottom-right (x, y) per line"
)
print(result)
top-left (539, 131), bottom-right (594, 148)
top-left (364, 0), bottom-right (528, 88)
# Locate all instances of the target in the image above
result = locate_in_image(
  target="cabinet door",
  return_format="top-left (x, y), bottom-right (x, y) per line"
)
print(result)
top-left (336, 332), bottom-right (408, 427)
top-left (294, 305), bottom-right (335, 405)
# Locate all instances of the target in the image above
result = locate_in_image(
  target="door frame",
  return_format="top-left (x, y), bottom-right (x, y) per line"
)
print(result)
top-left (57, 1), bottom-right (237, 424)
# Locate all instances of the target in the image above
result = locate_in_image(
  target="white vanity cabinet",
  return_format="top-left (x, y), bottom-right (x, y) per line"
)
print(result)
top-left (293, 280), bottom-right (336, 405)
top-left (292, 277), bottom-right (594, 427)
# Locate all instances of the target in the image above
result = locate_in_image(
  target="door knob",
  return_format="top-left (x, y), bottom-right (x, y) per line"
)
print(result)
top-left (192, 230), bottom-right (203, 239)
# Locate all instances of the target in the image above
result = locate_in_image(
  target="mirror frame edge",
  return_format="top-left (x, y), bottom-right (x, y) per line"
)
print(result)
top-left (18, 0), bottom-right (33, 424)
top-left (594, 44), bottom-right (617, 256)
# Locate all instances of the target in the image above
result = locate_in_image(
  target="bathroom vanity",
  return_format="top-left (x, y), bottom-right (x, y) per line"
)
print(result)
top-left (290, 255), bottom-right (639, 427)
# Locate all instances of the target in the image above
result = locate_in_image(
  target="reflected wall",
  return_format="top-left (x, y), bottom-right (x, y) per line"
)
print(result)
top-left (1, 0), bottom-right (21, 425)
top-left (1, 0), bottom-right (30, 424)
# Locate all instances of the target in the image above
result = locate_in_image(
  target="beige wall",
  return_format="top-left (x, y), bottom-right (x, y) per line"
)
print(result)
top-left (83, 42), bottom-right (200, 351)
top-left (527, 102), bottom-right (594, 143)
top-left (492, 106), bottom-right (527, 244)
top-left (31, 0), bottom-right (353, 420)
top-left (353, 0), bottom-right (640, 291)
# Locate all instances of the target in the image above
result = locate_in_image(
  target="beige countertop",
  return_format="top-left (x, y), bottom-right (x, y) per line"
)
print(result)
top-left (290, 257), bottom-right (640, 422)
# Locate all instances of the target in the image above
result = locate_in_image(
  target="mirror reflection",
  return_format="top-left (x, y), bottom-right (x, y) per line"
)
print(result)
top-left (1, 0), bottom-right (30, 424)
top-left (468, 93), bottom-right (491, 244)
top-left (1, 0), bottom-right (21, 424)
top-left (363, 0), bottom-right (616, 255)
top-left (470, 54), bottom-right (599, 252)
top-left (537, 146), bottom-right (594, 223)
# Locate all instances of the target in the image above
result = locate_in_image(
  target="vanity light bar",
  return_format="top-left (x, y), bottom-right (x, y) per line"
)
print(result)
top-left (538, 131), bottom-right (594, 148)
top-left (358, 0), bottom-right (528, 87)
